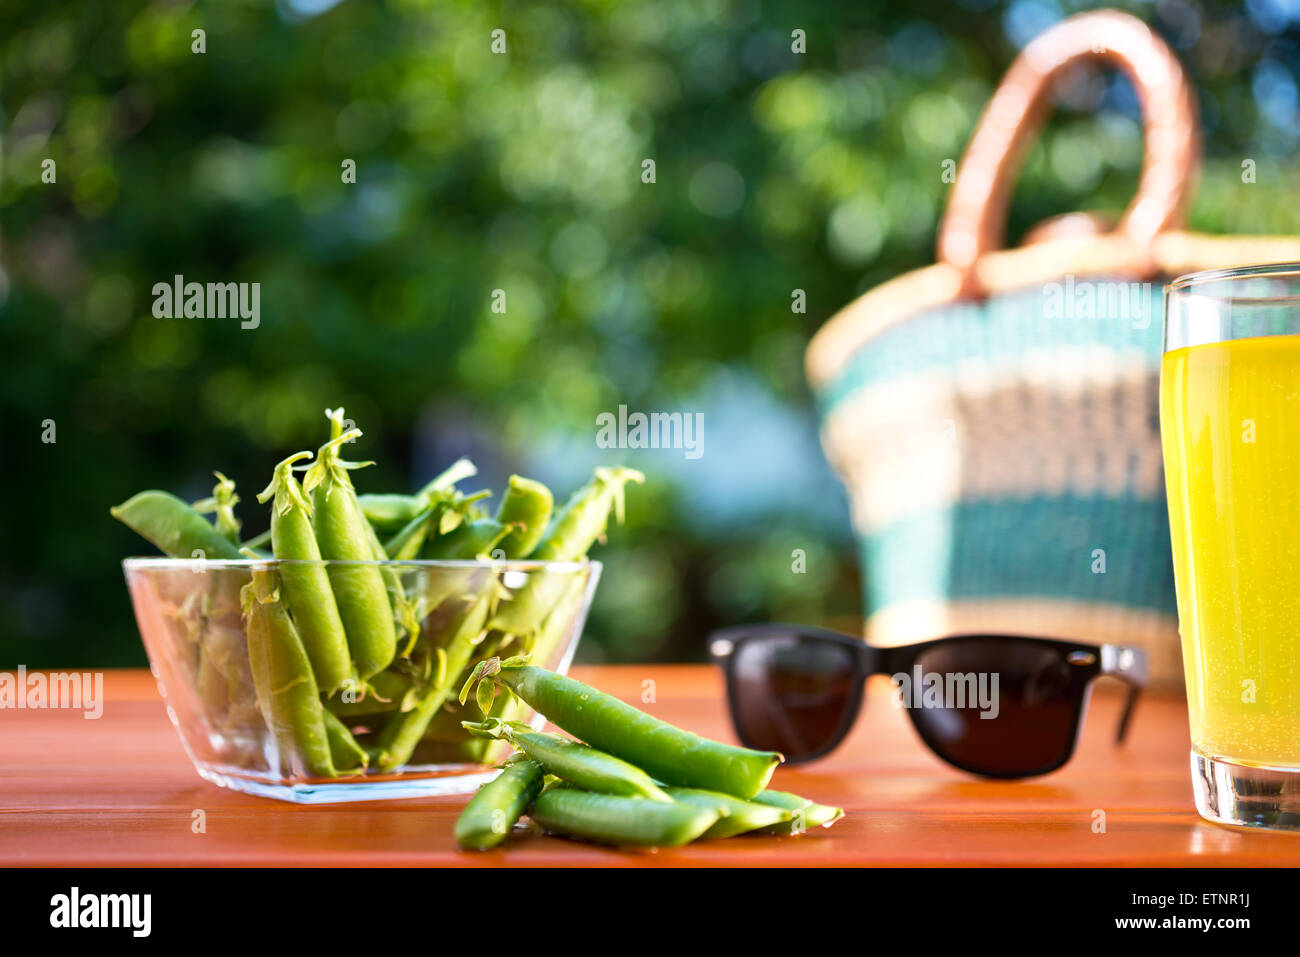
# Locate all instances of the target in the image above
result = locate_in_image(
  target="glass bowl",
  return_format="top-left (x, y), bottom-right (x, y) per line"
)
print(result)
top-left (122, 558), bottom-right (600, 803)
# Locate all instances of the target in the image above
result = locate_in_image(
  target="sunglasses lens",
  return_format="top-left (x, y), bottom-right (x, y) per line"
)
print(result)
top-left (905, 638), bottom-right (1080, 777)
top-left (729, 633), bottom-right (858, 760)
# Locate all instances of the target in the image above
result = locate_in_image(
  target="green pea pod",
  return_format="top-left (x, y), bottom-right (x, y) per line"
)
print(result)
top-left (751, 789), bottom-right (845, 834)
top-left (358, 501), bottom-right (422, 660)
top-left (528, 788), bottom-right (721, 848)
top-left (454, 758), bottom-right (544, 851)
top-left (111, 490), bottom-right (243, 560)
top-left (358, 457), bottom-right (478, 533)
top-left (382, 504), bottom-right (437, 560)
top-left (325, 406), bottom-right (421, 661)
top-left (490, 467), bottom-right (642, 637)
top-left (322, 710), bottom-right (369, 774)
top-left (191, 471), bottom-right (242, 545)
top-left (394, 487), bottom-right (491, 543)
top-left (256, 452), bottom-right (353, 693)
top-left (464, 659), bottom-right (782, 799)
top-left (372, 594), bottom-right (492, 771)
top-left (665, 787), bottom-right (794, 839)
top-left (357, 494), bottom-right (427, 536)
top-left (421, 518), bottom-right (515, 561)
top-left (241, 566), bottom-right (335, 779)
top-left (463, 717), bottom-right (673, 802)
top-left (533, 466), bottom-right (644, 560)
top-left (302, 417), bottom-right (396, 679)
top-left (494, 475), bottom-right (554, 559)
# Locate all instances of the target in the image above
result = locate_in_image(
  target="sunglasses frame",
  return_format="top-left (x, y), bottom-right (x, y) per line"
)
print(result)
top-left (708, 624), bottom-right (1148, 779)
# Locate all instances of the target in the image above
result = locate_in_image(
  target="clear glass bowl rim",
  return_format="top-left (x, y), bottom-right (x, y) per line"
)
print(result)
top-left (1166, 260), bottom-right (1300, 296)
top-left (123, 557), bottom-right (600, 573)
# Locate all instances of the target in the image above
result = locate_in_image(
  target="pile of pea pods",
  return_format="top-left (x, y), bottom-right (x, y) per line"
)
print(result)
top-left (453, 657), bottom-right (844, 849)
top-left (111, 407), bottom-right (645, 778)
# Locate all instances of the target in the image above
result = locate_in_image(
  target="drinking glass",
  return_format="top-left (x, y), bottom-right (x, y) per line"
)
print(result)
top-left (1161, 263), bottom-right (1300, 829)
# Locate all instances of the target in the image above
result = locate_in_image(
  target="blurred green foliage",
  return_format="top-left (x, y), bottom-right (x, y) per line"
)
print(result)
top-left (2, 0), bottom-right (1298, 667)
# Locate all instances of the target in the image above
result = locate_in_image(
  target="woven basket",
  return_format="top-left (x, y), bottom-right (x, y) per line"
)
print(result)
top-left (806, 10), bottom-right (1300, 689)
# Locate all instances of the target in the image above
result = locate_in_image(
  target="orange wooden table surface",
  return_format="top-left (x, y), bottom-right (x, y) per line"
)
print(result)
top-left (2, 666), bottom-right (1299, 866)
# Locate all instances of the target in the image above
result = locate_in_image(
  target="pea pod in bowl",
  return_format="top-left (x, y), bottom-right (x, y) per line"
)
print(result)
top-left (489, 467), bottom-right (643, 640)
top-left (113, 436), bottom-right (633, 802)
top-left (256, 451), bottom-right (353, 694)
top-left (301, 420), bottom-right (396, 680)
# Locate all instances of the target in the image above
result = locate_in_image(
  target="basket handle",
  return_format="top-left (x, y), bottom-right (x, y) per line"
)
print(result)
top-left (936, 10), bottom-right (1200, 292)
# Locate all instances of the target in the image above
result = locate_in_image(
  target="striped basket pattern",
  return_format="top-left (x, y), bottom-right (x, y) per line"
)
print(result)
top-left (808, 11), bottom-right (1300, 688)
top-left (811, 236), bottom-right (1300, 690)
top-left (816, 276), bottom-right (1182, 683)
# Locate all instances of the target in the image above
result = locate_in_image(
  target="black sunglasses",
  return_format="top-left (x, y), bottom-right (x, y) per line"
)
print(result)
top-left (709, 625), bottom-right (1147, 779)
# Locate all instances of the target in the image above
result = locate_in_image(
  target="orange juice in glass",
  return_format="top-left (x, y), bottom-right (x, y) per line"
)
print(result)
top-left (1161, 264), bottom-right (1300, 829)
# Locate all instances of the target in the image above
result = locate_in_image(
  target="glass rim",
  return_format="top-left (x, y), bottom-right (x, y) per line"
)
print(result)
top-left (122, 557), bottom-right (599, 573)
top-left (1166, 261), bottom-right (1300, 296)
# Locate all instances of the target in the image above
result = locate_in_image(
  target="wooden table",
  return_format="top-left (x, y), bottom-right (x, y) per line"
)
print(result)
top-left (2, 667), bottom-right (1298, 866)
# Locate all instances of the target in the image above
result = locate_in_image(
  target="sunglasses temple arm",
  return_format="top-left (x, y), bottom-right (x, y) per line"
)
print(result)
top-left (1101, 645), bottom-right (1148, 746)
top-left (1115, 683), bottom-right (1140, 745)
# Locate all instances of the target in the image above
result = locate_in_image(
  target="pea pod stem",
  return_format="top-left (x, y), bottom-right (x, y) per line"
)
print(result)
top-left (454, 758), bottom-right (544, 851)
top-left (462, 717), bottom-right (673, 802)
top-left (463, 658), bottom-right (782, 799)
top-left (191, 471), bottom-right (242, 545)
top-left (434, 489), bottom-right (492, 536)
top-left (256, 451), bottom-right (353, 693)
